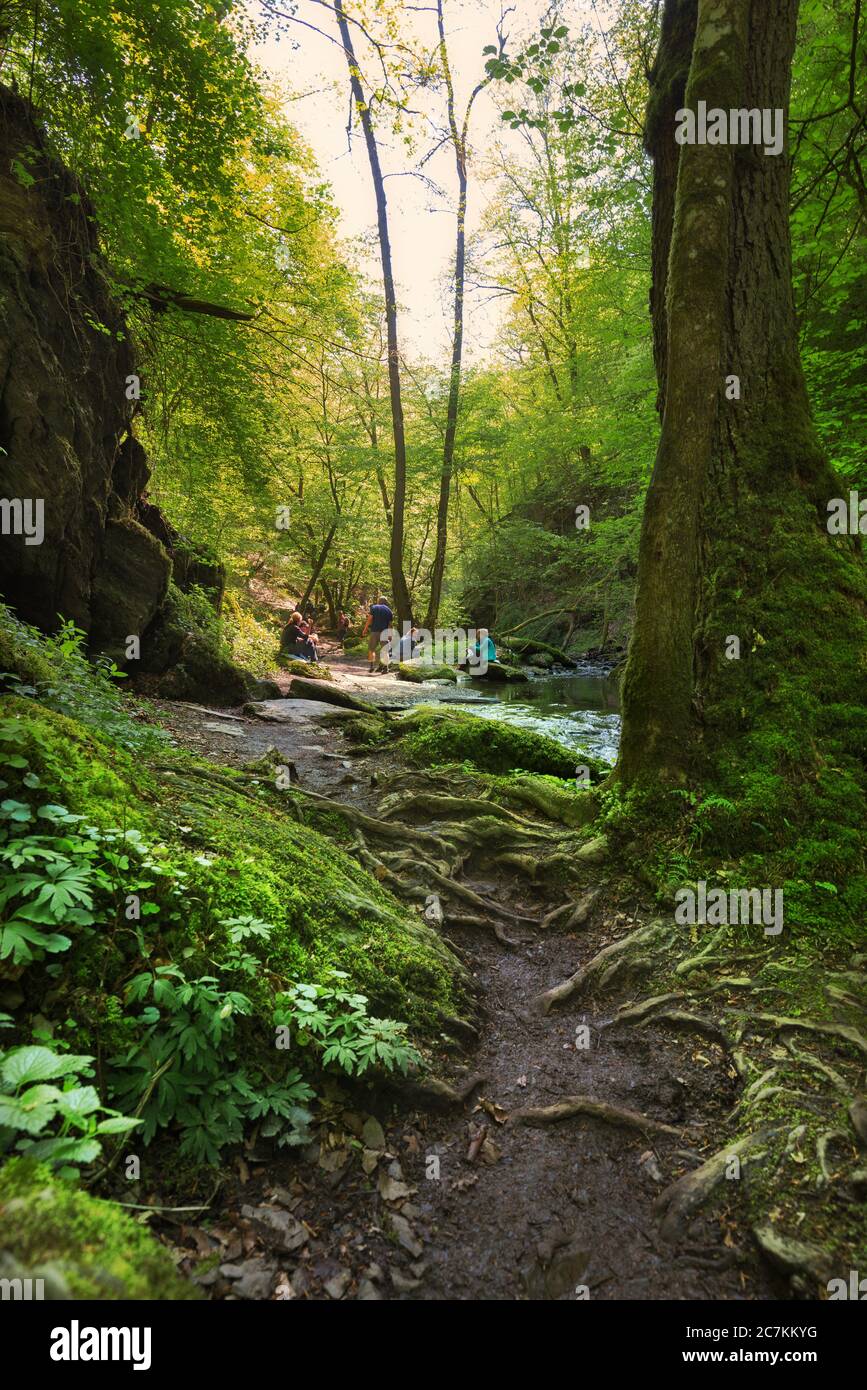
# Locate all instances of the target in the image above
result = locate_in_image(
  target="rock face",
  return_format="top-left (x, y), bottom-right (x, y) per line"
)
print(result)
top-left (0, 87), bottom-right (276, 705)
top-left (0, 85), bottom-right (169, 650)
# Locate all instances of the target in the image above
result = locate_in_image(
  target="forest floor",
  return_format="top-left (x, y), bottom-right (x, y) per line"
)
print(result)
top-left (140, 689), bottom-right (784, 1302)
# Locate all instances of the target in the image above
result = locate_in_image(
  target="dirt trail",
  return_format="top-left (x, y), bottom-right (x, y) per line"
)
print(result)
top-left (150, 680), bottom-right (781, 1301)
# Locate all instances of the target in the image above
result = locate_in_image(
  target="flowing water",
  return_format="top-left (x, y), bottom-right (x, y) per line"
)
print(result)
top-left (451, 667), bottom-right (621, 765)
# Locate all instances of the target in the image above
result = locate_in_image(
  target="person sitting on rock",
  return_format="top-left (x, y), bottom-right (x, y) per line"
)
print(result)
top-left (281, 611), bottom-right (310, 661)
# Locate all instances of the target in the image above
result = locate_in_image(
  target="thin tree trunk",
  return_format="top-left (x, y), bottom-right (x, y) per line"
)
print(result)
top-left (425, 0), bottom-right (472, 630)
top-left (333, 0), bottom-right (412, 623)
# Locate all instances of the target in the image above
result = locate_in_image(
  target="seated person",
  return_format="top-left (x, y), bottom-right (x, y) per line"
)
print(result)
top-left (280, 611), bottom-right (310, 660)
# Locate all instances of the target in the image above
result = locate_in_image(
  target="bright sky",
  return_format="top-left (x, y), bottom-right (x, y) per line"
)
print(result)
top-left (249, 0), bottom-right (603, 363)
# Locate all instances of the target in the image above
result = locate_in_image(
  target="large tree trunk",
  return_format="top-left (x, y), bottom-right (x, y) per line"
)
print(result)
top-left (618, 0), bottom-right (865, 788)
top-left (333, 0), bottom-right (413, 625)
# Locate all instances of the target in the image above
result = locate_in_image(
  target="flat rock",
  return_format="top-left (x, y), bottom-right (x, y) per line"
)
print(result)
top-left (220, 1257), bottom-right (278, 1300)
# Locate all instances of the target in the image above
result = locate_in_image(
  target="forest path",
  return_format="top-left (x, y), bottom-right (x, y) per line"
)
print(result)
top-left (150, 696), bottom-right (779, 1301)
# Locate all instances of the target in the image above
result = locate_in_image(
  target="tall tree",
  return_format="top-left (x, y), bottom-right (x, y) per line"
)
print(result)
top-left (424, 1), bottom-right (505, 630)
top-left (331, 0), bottom-right (413, 623)
top-left (618, 0), bottom-right (867, 797)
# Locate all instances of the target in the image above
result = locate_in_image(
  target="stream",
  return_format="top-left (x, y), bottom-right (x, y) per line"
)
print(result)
top-left (451, 667), bottom-right (621, 765)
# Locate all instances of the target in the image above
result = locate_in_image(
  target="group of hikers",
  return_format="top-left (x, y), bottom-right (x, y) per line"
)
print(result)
top-left (280, 595), bottom-right (497, 675)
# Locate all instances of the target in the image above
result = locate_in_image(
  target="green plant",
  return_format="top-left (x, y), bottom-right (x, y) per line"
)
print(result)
top-left (0, 1044), bottom-right (141, 1178)
top-left (276, 970), bottom-right (423, 1077)
top-left (0, 605), bottom-right (166, 754)
top-left (109, 964), bottom-right (314, 1165)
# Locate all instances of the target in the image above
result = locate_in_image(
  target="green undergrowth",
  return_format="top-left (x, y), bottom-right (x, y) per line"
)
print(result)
top-left (0, 1158), bottom-right (196, 1299)
top-left (0, 626), bottom-right (471, 1181)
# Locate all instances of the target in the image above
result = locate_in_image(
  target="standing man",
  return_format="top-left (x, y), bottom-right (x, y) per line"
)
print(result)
top-left (362, 595), bottom-right (394, 674)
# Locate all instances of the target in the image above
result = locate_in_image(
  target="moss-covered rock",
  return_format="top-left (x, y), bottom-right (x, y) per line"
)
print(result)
top-left (137, 583), bottom-right (265, 705)
top-left (497, 637), bottom-right (575, 666)
top-left (397, 661), bottom-right (458, 684)
top-left (277, 657), bottom-right (334, 680)
top-left (0, 1159), bottom-right (196, 1299)
top-left (1, 694), bottom-right (468, 1038)
top-left (394, 706), bottom-right (581, 778)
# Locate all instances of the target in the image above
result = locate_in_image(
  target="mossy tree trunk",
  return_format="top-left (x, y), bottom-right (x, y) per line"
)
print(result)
top-left (618, 0), bottom-right (866, 789)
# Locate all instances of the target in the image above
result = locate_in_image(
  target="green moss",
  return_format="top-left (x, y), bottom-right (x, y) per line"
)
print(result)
top-left (468, 661), bottom-right (528, 683)
top-left (484, 771), bottom-right (598, 827)
top-left (163, 765), bottom-right (470, 1032)
top-left (277, 658), bottom-right (334, 680)
top-left (0, 605), bottom-right (56, 686)
top-left (0, 694), bottom-right (155, 829)
top-left (0, 1159), bottom-right (196, 1299)
top-left (397, 662), bottom-right (458, 684)
top-left (394, 705), bottom-right (586, 778)
top-left (332, 712), bottom-right (391, 747)
top-left (496, 637), bottom-right (575, 665)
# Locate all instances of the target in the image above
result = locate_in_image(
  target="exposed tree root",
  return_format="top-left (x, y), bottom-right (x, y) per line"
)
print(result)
top-left (532, 919), bottom-right (670, 1015)
top-left (745, 1013), bottom-right (867, 1058)
top-left (635, 1009), bottom-right (733, 1052)
top-left (508, 1095), bottom-right (684, 1138)
top-left (607, 993), bottom-right (684, 1026)
top-left (654, 1126), bottom-right (782, 1243)
top-left (377, 792), bottom-right (537, 827)
top-left (404, 1072), bottom-right (487, 1110)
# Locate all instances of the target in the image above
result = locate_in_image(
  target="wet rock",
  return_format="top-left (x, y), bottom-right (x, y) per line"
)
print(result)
top-left (361, 1117), bottom-right (386, 1151)
top-left (324, 1268), bottom-right (352, 1299)
top-left (356, 1278), bottom-right (383, 1300)
top-left (240, 1204), bottom-right (307, 1253)
top-left (220, 1258), bottom-right (278, 1300)
top-left (388, 1213), bottom-right (424, 1258)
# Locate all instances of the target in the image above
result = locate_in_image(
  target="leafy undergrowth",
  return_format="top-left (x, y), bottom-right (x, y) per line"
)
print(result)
top-left (0, 612), bottom-right (472, 1287)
